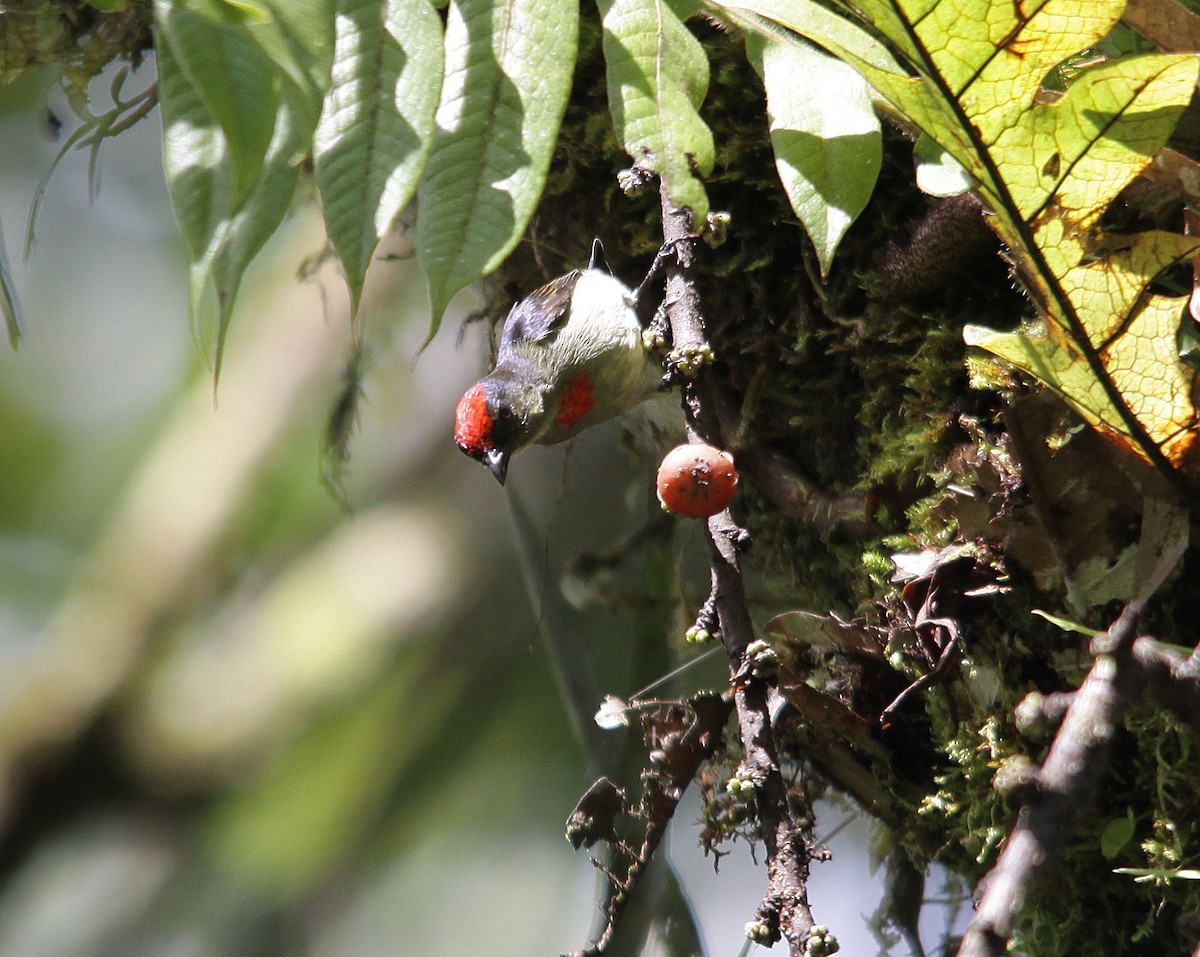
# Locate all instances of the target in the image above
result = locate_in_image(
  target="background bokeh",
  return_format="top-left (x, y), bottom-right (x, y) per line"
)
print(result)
top-left (0, 62), bottom-right (932, 957)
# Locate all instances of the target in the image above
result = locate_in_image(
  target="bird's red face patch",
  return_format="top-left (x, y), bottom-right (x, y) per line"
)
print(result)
top-left (555, 373), bottom-right (594, 428)
top-left (455, 384), bottom-right (493, 457)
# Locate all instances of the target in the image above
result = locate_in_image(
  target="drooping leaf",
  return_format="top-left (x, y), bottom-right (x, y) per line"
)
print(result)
top-left (242, 0), bottom-right (335, 132)
top-left (157, 1), bottom-right (281, 206)
top-left (315, 0), bottom-right (442, 316)
top-left (157, 24), bottom-right (230, 296)
top-left (711, 0), bottom-right (902, 75)
top-left (746, 32), bottom-right (880, 275)
top-left (598, 0), bottom-right (714, 226)
top-left (712, 0), bottom-right (1200, 490)
top-left (204, 90), bottom-right (312, 372)
top-left (156, 3), bottom-right (316, 373)
top-left (416, 0), bottom-right (578, 332)
top-left (0, 210), bottom-right (22, 347)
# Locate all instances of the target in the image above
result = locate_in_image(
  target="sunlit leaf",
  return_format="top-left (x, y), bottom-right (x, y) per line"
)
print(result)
top-left (914, 134), bottom-right (972, 197)
top-left (156, 7), bottom-right (310, 374)
top-left (157, 0), bottom-right (281, 206)
top-left (1030, 609), bottom-right (1101, 638)
top-left (156, 27), bottom-right (228, 288)
top-left (242, 0), bottom-right (335, 131)
top-left (713, 0), bottom-right (1200, 488)
top-left (315, 0), bottom-right (442, 316)
top-left (747, 32), bottom-right (880, 275)
top-left (1114, 867), bottom-right (1200, 882)
top-left (598, 0), bottom-right (714, 226)
top-left (156, 0), bottom-right (334, 374)
top-left (416, 0), bottom-right (578, 331)
top-left (204, 91), bottom-right (310, 372)
top-left (710, 0), bottom-right (902, 75)
top-left (1001, 55), bottom-right (1200, 278)
top-left (965, 232), bottom-right (1200, 469)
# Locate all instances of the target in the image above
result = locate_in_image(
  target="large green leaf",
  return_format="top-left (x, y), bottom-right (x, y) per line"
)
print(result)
top-left (157, 25), bottom-right (230, 295)
top-left (711, 0), bottom-right (1200, 489)
top-left (157, 1), bottom-right (281, 206)
top-left (156, 2), bottom-right (319, 372)
top-left (243, 0), bottom-right (335, 132)
top-left (711, 0), bottom-right (902, 74)
top-left (203, 91), bottom-right (311, 371)
top-left (598, 0), bottom-right (714, 226)
top-left (156, 0), bottom-right (333, 372)
top-left (746, 32), bottom-right (880, 275)
top-left (416, 0), bottom-right (579, 331)
top-left (965, 232), bottom-right (1200, 467)
top-left (315, 0), bottom-right (442, 316)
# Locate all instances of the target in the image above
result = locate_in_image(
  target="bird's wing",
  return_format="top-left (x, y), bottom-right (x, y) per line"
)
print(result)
top-left (499, 270), bottom-right (581, 349)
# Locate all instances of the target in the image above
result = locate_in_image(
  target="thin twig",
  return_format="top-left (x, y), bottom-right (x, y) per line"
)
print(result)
top-left (659, 187), bottom-right (817, 956)
top-left (570, 694), bottom-right (732, 957)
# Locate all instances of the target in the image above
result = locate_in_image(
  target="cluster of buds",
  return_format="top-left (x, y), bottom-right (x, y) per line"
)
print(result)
top-left (744, 919), bottom-right (773, 944)
top-left (725, 767), bottom-right (758, 803)
top-left (685, 624), bottom-right (713, 644)
top-left (642, 324), bottom-right (669, 352)
top-left (668, 342), bottom-right (715, 378)
top-left (807, 925), bottom-right (838, 956)
top-left (745, 638), bottom-right (779, 678)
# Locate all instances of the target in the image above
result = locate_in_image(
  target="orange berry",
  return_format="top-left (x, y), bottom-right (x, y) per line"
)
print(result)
top-left (656, 444), bottom-right (738, 518)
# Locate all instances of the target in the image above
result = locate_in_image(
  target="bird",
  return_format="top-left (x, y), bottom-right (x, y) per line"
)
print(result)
top-left (454, 244), bottom-right (666, 484)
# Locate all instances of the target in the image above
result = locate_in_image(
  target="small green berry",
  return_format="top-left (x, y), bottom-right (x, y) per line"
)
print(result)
top-left (685, 625), bottom-right (712, 644)
top-left (744, 920), bottom-right (773, 944)
top-left (806, 925), bottom-right (838, 957)
top-left (726, 768), bottom-right (757, 802)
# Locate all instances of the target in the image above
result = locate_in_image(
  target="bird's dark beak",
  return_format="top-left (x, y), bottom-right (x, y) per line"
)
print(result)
top-left (485, 448), bottom-right (509, 485)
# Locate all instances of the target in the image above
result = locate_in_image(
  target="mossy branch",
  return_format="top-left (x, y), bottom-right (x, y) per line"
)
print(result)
top-left (658, 181), bottom-right (818, 956)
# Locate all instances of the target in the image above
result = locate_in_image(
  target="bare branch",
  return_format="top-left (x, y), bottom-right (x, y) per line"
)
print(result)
top-left (957, 601), bottom-right (1145, 957)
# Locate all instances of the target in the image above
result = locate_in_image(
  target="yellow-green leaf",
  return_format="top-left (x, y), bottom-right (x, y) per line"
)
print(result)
top-left (996, 55), bottom-right (1200, 279)
top-left (966, 232), bottom-right (1200, 470)
top-left (718, 0), bottom-right (1200, 488)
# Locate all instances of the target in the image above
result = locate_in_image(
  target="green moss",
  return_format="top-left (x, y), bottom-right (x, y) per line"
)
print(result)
top-left (486, 12), bottom-right (1200, 955)
top-left (0, 1), bottom-right (152, 89)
